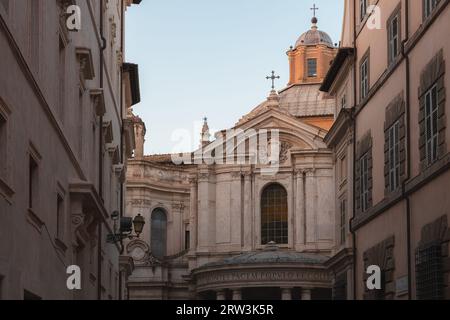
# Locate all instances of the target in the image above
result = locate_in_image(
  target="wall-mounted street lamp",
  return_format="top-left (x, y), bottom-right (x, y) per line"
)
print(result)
top-left (107, 211), bottom-right (145, 244)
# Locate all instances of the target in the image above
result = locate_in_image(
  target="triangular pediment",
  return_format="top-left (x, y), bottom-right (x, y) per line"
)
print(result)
top-left (202, 107), bottom-right (329, 156)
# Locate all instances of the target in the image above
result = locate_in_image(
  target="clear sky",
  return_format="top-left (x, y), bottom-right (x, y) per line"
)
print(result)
top-left (125, 0), bottom-right (344, 154)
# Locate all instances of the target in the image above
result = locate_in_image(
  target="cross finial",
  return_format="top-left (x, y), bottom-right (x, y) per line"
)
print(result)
top-left (266, 71), bottom-right (280, 90)
top-left (311, 4), bottom-right (319, 17)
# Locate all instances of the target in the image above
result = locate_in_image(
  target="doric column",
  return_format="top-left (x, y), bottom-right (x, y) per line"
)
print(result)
top-left (281, 287), bottom-right (293, 300)
top-left (216, 290), bottom-right (226, 300)
top-left (301, 288), bottom-right (312, 300)
top-left (232, 289), bottom-right (242, 300)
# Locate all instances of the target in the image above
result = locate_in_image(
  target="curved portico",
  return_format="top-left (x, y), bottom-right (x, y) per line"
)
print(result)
top-left (191, 244), bottom-right (332, 300)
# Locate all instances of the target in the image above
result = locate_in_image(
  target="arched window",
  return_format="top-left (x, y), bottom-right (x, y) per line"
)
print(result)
top-left (261, 184), bottom-right (288, 245)
top-left (151, 208), bottom-right (167, 259)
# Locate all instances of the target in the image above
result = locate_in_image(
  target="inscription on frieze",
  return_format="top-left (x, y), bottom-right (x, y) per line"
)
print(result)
top-left (129, 199), bottom-right (152, 207)
top-left (197, 270), bottom-right (330, 286)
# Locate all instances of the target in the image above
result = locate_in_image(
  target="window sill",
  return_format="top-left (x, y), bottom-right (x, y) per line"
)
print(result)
top-left (27, 208), bottom-right (44, 233)
top-left (406, 153), bottom-right (450, 195)
top-left (352, 189), bottom-right (403, 231)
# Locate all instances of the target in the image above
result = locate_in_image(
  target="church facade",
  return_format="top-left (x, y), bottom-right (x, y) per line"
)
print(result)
top-left (125, 18), bottom-right (340, 300)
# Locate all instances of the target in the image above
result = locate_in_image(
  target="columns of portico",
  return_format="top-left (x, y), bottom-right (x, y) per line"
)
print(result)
top-left (232, 289), bottom-right (242, 300)
top-left (216, 290), bottom-right (226, 300)
top-left (281, 287), bottom-right (293, 300)
top-left (300, 288), bottom-right (312, 300)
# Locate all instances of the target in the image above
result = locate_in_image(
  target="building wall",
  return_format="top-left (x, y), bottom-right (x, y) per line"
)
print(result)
top-left (349, 0), bottom-right (450, 300)
top-left (0, 0), bottom-right (138, 300)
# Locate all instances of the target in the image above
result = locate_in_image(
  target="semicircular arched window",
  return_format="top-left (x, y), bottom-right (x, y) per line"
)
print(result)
top-left (151, 208), bottom-right (167, 259)
top-left (261, 184), bottom-right (288, 245)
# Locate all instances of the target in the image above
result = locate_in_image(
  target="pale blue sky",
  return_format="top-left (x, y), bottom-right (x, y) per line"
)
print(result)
top-left (125, 0), bottom-right (344, 154)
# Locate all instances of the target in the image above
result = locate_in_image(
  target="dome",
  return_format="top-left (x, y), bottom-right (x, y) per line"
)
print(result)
top-left (295, 18), bottom-right (334, 47)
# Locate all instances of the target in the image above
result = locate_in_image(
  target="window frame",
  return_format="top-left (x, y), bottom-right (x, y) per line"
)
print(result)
top-left (0, 111), bottom-right (6, 180)
top-left (150, 208), bottom-right (168, 259)
top-left (360, 52), bottom-right (370, 102)
top-left (359, 153), bottom-right (370, 212)
top-left (340, 199), bottom-right (347, 245)
top-left (28, 155), bottom-right (39, 210)
top-left (387, 121), bottom-right (401, 192)
top-left (56, 193), bottom-right (65, 240)
top-left (360, 0), bottom-right (368, 22)
top-left (416, 241), bottom-right (444, 300)
top-left (307, 58), bottom-right (317, 78)
top-left (387, 8), bottom-right (401, 65)
top-left (0, 98), bottom-right (11, 185)
top-left (184, 229), bottom-right (190, 251)
top-left (424, 84), bottom-right (439, 165)
top-left (260, 183), bottom-right (288, 245)
top-left (424, 0), bottom-right (439, 20)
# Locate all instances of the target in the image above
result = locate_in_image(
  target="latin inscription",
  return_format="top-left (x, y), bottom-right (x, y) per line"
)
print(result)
top-left (197, 270), bottom-right (329, 286)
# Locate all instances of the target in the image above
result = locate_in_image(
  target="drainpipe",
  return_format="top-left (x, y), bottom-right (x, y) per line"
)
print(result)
top-left (402, 0), bottom-right (412, 301)
top-left (98, 0), bottom-right (107, 301)
top-left (119, 0), bottom-right (125, 301)
top-left (350, 0), bottom-right (358, 300)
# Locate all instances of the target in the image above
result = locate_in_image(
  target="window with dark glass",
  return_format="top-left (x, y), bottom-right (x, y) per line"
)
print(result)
top-left (307, 59), bottom-right (317, 77)
top-left (425, 84), bottom-right (439, 165)
top-left (340, 199), bottom-right (347, 245)
top-left (388, 13), bottom-right (400, 64)
top-left (360, 56), bottom-right (369, 101)
top-left (359, 153), bottom-right (369, 212)
top-left (424, 0), bottom-right (439, 20)
top-left (151, 208), bottom-right (167, 259)
top-left (185, 229), bottom-right (190, 250)
top-left (416, 242), bottom-right (444, 300)
top-left (56, 195), bottom-right (64, 240)
top-left (360, 0), bottom-right (368, 22)
top-left (261, 184), bottom-right (288, 245)
top-left (0, 113), bottom-right (6, 178)
top-left (29, 156), bottom-right (38, 210)
top-left (388, 121), bottom-right (400, 191)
